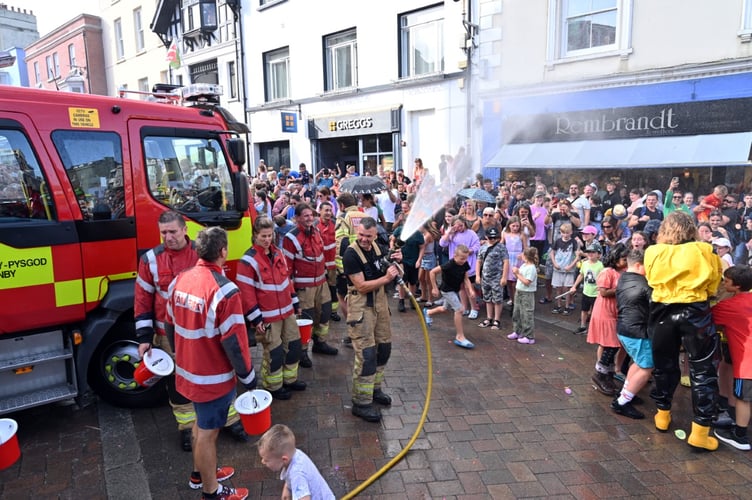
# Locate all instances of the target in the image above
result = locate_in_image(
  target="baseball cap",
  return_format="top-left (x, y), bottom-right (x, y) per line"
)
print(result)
top-left (585, 243), bottom-right (602, 253)
top-left (486, 227), bottom-right (500, 239)
top-left (713, 237), bottom-right (732, 248)
top-left (581, 225), bottom-right (598, 235)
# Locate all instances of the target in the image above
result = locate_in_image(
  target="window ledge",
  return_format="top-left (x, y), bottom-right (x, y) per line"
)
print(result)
top-left (258, 0), bottom-right (287, 11)
top-left (546, 47), bottom-right (633, 70)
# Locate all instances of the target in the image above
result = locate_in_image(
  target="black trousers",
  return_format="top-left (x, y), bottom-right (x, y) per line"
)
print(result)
top-left (648, 301), bottom-right (719, 426)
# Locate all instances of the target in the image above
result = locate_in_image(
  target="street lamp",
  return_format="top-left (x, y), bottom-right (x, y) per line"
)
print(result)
top-left (199, 0), bottom-right (218, 33)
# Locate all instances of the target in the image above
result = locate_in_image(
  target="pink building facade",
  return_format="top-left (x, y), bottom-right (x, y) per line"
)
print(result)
top-left (25, 14), bottom-right (107, 95)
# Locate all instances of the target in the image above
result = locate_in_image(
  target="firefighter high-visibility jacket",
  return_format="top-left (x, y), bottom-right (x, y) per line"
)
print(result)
top-left (236, 244), bottom-right (299, 327)
top-left (334, 206), bottom-right (368, 273)
top-left (282, 224), bottom-right (327, 288)
top-left (134, 236), bottom-right (197, 344)
top-left (319, 218), bottom-right (337, 271)
top-left (167, 259), bottom-right (255, 403)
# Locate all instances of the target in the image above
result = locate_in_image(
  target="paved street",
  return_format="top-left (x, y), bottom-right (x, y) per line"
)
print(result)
top-left (3, 293), bottom-right (752, 499)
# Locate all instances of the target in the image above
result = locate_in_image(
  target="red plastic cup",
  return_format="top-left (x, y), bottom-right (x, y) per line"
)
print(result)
top-left (0, 418), bottom-right (20, 470)
top-left (235, 390), bottom-right (273, 435)
top-left (296, 318), bottom-right (313, 345)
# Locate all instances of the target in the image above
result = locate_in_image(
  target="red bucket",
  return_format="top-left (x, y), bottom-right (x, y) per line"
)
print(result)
top-left (0, 418), bottom-right (20, 470)
top-left (134, 348), bottom-right (174, 387)
top-left (296, 318), bottom-right (313, 345)
top-left (235, 390), bottom-right (273, 436)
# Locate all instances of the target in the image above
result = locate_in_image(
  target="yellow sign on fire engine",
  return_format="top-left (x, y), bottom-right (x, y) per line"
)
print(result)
top-left (0, 243), bottom-right (54, 289)
top-left (68, 107), bottom-right (101, 129)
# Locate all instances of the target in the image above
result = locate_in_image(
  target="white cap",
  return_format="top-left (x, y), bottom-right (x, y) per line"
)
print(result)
top-left (713, 237), bottom-right (732, 248)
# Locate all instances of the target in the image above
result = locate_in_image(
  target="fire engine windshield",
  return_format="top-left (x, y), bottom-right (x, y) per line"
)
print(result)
top-left (143, 135), bottom-right (235, 214)
top-left (0, 130), bottom-right (56, 221)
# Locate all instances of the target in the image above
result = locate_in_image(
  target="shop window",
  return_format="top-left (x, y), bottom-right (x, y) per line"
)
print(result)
top-left (0, 130), bottom-right (57, 221)
top-left (264, 47), bottom-right (290, 101)
top-left (546, 0), bottom-right (633, 64)
top-left (259, 141), bottom-right (290, 171)
top-left (324, 29), bottom-right (357, 92)
top-left (51, 131), bottom-right (123, 221)
top-left (142, 134), bottom-right (236, 213)
top-left (399, 5), bottom-right (444, 79)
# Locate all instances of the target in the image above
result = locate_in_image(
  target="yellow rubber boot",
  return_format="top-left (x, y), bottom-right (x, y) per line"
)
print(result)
top-left (654, 409), bottom-right (671, 432)
top-left (687, 422), bottom-right (719, 451)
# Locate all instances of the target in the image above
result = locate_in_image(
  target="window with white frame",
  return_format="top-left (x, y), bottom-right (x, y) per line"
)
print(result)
top-left (264, 47), bottom-right (290, 102)
top-left (547, 0), bottom-right (633, 63)
top-left (114, 19), bottom-right (125, 60)
top-left (138, 77), bottom-right (149, 100)
top-left (227, 61), bottom-right (237, 99)
top-left (68, 44), bottom-right (76, 69)
top-left (33, 61), bottom-right (40, 84)
top-left (740, 0), bottom-right (752, 42)
top-left (45, 55), bottom-right (54, 79)
top-left (399, 5), bottom-right (444, 78)
top-left (134, 8), bottom-right (145, 51)
top-left (182, 0), bottom-right (198, 33)
top-left (53, 52), bottom-right (60, 77)
top-left (324, 29), bottom-right (357, 92)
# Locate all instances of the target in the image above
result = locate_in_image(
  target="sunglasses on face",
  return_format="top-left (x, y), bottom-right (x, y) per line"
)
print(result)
top-left (602, 225), bottom-right (612, 229)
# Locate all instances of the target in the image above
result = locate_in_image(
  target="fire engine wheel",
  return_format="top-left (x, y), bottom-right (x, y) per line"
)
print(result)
top-left (88, 322), bottom-right (167, 408)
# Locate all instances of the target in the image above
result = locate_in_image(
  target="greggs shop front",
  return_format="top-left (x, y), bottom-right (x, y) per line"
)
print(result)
top-left (482, 72), bottom-right (752, 195)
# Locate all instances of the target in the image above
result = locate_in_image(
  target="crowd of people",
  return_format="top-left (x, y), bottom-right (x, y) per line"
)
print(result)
top-left (135, 159), bottom-right (752, 498)
top-left (249, 160), bottom-right (752, 452)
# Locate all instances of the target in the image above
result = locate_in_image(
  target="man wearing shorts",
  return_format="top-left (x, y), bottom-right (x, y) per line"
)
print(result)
top-left (612, 249), bottom-right (652, 420)
top-left (167, 227), bottom-right (257, 500)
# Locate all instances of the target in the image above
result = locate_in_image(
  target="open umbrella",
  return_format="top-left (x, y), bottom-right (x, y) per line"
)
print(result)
top-left (338, 176), bottom-right (387, 195)
top-left (457, 188), bottom-right (496, 204)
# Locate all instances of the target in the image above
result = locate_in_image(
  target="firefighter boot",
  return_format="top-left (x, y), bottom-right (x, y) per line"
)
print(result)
top-left (688, 422), bottom-right (719, 451)
top-left (372, 388), bottom-right (392, 406)
top-left (180, 429), bottom-right (192, 452)
top-left (312, 335), bottom-right (338, 355)
top-left (352, 403), bottom-right (382, 422)
top-left (654, 409), bottom-right (672, 432)
top-left (299, 350), bottom-right (312, 368)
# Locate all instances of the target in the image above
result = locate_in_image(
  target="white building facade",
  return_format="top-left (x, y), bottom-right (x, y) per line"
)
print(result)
top-left (476, 0), bottom-right (752, 192)
top-left (242, 0), bottom-right (473, 178)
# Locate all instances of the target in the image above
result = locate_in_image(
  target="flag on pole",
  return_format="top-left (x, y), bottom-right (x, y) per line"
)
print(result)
top-left (166, 39), bottom-right (181, 69)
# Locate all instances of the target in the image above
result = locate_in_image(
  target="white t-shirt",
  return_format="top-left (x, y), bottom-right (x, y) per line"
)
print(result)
top-left (376, 189), bottom-right (398, 223)
top-left (281, 449), bottom-right (335, 500)
top-left (571, 195), bottom-right (591, 223)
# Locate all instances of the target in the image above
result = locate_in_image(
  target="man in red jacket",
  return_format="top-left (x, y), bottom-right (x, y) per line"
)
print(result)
top-left (167, 226), bottom-right (257, 500)
top-left (282, 203), bottom-right (338, 367)
top-left (135, 210), bottom-right (247, 456)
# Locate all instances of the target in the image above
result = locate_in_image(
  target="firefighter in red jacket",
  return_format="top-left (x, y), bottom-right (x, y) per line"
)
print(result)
top-left (167, 226), bottom-right (256, 500)
top-left (135, 210), bottom-right (247, 454)
top-left (318, 201), bottom-right (341, 322)
top-left (282, 203), bottom-right (338, 367)
top-left (236, 216), bottom-right (306, 401)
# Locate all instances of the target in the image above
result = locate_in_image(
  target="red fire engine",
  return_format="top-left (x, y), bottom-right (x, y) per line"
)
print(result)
top-left (0, 84), bottom-right (253, 413)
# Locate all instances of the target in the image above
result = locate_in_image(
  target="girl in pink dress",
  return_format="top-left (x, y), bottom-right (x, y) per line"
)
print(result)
top-left (501, 216), bottom-right (528, 307)
top-left (587, 243), bottom-right (630, 396)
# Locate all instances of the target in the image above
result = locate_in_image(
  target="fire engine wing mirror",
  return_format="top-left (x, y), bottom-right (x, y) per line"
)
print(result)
top-left (227, 138), bottom-right (246, 168)
top-left (233, 171), bottom-right (249, 212)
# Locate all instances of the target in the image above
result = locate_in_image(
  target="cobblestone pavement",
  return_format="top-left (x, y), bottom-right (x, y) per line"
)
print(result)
top-left (3, 293), bottom-right (752, 499)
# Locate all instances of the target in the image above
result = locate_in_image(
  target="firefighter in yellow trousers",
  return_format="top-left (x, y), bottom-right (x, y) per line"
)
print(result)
top-left (342, 217), bottom-right (402, 422)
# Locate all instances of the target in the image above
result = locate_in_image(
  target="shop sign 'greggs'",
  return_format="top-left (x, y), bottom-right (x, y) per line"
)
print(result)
top-left (556, 108), bottom-right (678, 136)
top-left (328, 117), bottom-right (374, 132)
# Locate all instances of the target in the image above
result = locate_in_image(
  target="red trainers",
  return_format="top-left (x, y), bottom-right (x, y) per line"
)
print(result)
top-left (201, 484), bottom-right (248, 500)
top-left (189, 466), bottom-right (235, 489)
